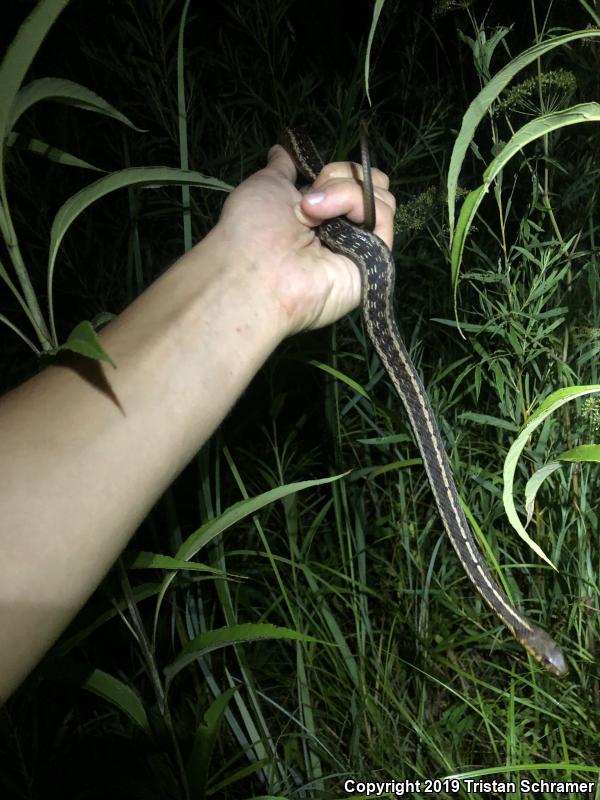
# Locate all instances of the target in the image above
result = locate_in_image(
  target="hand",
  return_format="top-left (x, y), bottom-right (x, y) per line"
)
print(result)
top-left (213, 142), bottom-right (396, 336)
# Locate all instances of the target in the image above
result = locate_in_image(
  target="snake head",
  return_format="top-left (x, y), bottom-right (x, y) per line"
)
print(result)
top-left (525, 627), bottom-right (569, 677)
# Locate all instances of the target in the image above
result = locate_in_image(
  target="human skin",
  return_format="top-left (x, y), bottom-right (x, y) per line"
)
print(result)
top-left (0, 144), bottom-right (395, 702)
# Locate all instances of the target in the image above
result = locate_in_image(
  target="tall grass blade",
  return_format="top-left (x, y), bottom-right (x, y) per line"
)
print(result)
top-left (10, 77), bottom-right (145, 130)
top-left (153, 473), bottom-right (348, 633)
top-left (0, 0), bottom-right (69, 155)
top-left (447, 28), bottom-right (600, 239)
top-left (503, 385), bottom-right (600, 565)
top-left (451, 103), bottom-right (600, 308)
top-left (164, 623), bottom-right (319, 685)
top-left (81, 668), bottom-right (149, 732)
top-left (364, 0), bottom-right (386, 105)
top-left (177, 0), bottom-right (193, 252)
top-left (7, 132), bottom-right (104, 171)
top-left (186, 686), bottom-right (239, 799)
top-left (47, 166), bottom-right (232, 342)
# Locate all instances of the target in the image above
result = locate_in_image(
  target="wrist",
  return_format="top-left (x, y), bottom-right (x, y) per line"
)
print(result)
top-left (197, 222), bottom-right (291, 341)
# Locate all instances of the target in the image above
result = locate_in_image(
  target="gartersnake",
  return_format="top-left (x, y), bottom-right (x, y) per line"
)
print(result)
top-left (280, 125), bottom-right (568, 677)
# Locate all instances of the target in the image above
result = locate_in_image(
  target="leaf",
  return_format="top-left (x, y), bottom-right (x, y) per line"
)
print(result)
top-left (164, 624), bottom-right (319, 685)
top-left (364, 0), bottom-right (386, 105)
top-left (47, 166), bottom-right (233, 341)
top-left (56, 320), bottom-right (115, 366)
top-left (524, 462), bottom-right (561, 528)
top-left (447, 28), bottom-right (600, 239)
top-left (557, 443), bottom-right (600, 463)
top-left (154, 473), bottom-right (349, 629)
top-left (451, 103), bottom-right (600, 306)
top-left (449, 184), bottom-right (486, 315)
top-left (503, 385), bottom-right (600, 566)
top-left (10, 77), bottom-right (145, 131)
top-left (7, 132), bottom-right (104, 171)
top-left (0, 0), bottom-right (69, 150)
top-left (187, 686), bottom-right (239, 799)
top-left (129, 551), bottom-right (228, 576)
top-left (308, 359), bottom-right (369, 399)
top-left (176, 473), bottom-right (348, 562)
top-left (81, 668), bottom-right (149, 732)
top-left (459, 412), bottom-right (518, 432)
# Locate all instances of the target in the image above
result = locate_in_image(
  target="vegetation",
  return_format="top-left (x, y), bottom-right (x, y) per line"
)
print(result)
top-left (1, 0), bottom-right (599, 797)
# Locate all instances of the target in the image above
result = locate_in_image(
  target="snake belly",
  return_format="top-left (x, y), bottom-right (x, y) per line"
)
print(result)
top-left (281, 127), bottom-right (567, 677)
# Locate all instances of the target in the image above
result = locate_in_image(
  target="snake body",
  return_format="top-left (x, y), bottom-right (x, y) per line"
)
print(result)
top-left (281, 127), bottom-right (568, 677)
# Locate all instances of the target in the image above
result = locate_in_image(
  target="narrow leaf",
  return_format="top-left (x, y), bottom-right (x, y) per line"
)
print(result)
top-left (7, 132), bottom-right (104, 171)
top-left (164, 624), bottom-right (318, 684)
top-left (154, 473), bottom-right (348, 629)
top-left (451, 104), bottom-right (600, 303)
top-left (503, 385), bottom-right (600, 565)
top-left (187, 686), bottom-right (239, 798)
top-left (47, 166), bottom-right (233, 341)
top-left (10, 77), bottom-right (145, 131)
top-left (81, 668), bottom-right (149, 732)
top-left (129, 551), bottom-right (227, 575)
top-left (524, 462), bottom-right (561, 527)
top-left (364, 0), bottom-right (386, 105)
top-left (176, 473), bottom-right (348, 562)
top-left (308, 359), bottom-right (369, 399)
top-left (557, 443), bottom-right (600, 462)
top-left (447, 28), bottom-right (600, 238)
top-left (0, 0), bottom-right (69, 147)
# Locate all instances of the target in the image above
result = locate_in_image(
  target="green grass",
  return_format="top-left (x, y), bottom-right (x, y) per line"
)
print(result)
top-left (1, 0), bottom-right (600, 798)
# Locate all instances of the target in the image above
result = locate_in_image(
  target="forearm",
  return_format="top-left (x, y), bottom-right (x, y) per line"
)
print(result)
top-left (0, 227), bottom-right (283, 701)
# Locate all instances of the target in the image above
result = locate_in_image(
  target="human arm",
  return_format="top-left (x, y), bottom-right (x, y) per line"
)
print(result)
top-left (0, 144), bottom-right (395, 701)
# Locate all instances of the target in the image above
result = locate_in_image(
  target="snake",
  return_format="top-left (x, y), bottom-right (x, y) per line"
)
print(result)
top-left (280, 125), bottom-right (568, 677)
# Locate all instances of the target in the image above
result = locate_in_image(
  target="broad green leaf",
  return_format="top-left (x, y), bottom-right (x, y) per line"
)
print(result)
top-left (308, 359), bottom-right (369, 399)
top-left (7, 132), bottom-right (104, 171)
top-left (524, 462), bottom-right (561, 528)
top-left (364, 0), bottom-right (386, 105)
top-left (56, 320), bottom-right (115, 365)
top-left (0, 0), bottom-right (69, 149)
top-left (447, 28), bottom-right (600, 238)
top-left (129, 550), bottom-right (227, 576)
top-left (154, 473), bottom-right (348, 628)
top-left (164, 623), bottom-right (318, 685)
top-left (451, 103), bottom-right (600, 302)
top-left (557, 443), bottom-right (600, 462)
top-left (81, 668), bottom-right (149, 732)
top-left (187, 686), bottom-right (239, 799)
top-left (47, 166), bottom-right (233, 340)
top-left (503, 385), bottom-right (600, 565)
top-left (10, 77), bottom-right (145, 131)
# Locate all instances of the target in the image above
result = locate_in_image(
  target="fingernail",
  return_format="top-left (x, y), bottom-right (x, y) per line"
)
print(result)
top-left (305, 191), bottom-right (325, 205)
